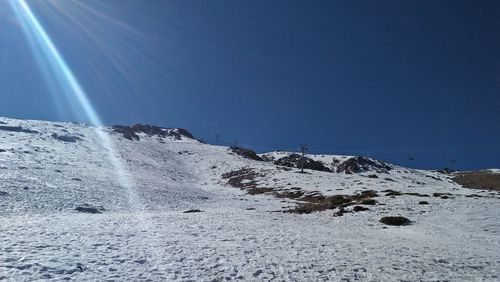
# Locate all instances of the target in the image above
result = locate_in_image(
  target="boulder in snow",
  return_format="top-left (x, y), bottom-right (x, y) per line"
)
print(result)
top-left (379, 216), bottom-right (411, 226)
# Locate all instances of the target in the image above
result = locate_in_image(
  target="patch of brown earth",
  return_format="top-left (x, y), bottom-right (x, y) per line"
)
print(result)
top-left (222, 168), bottom-right (381, 214)
top-left (453, 171), bottom-right (500, 191)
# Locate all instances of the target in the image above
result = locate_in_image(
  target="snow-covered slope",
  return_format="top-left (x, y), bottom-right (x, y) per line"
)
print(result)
top-left (0, 116), bottom-right (499, 281)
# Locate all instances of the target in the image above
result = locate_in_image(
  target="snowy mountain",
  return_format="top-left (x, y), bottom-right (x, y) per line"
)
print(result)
top-left (0, 116), bottom-right (499, 281)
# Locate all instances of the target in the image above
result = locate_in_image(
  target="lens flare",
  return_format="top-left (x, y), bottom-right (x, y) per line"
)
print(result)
top-left (9, 0), bottom-right (141, 210)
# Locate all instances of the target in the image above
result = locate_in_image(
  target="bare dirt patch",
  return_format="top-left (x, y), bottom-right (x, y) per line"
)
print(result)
top-left (453, 171), bottom-right (500, 191)
top-left (221, 168), bottom-right (381, 214)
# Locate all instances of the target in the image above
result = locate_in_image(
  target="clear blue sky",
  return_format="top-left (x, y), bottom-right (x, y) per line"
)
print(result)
top-left (1, 0), bottom-right (499, 170)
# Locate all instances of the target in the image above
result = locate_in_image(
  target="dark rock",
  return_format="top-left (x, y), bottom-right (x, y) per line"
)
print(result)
top-left (359, 198), bottom-right (376, 205)
top-left (52, 134), bottom-right (82, 143)
top-left (360, 190), bottom-right (379, 198)
top-left (465, 194), bottom-right (482, 198)
top-left (384, 189), bottom-right (402, 196)
top-left (0, 125), bottom-right (38, 134)
top-left (183, 209), bottom-right (203, 213)
top-left (404, 192), bottom-right (430, 197)
top-left (287, 203), bottom-right (326, 214)
top-left (379, 216), bottom-right (411, 226)
top-left (75, 204), bottom-right (104, 214)
top-left (433, 192), bottom-right (452, 198)
top-left (418, 201), bottom-right (429, 205)
top-left (76, 263), bottom-right (84, 272)
top-left (274, 154), bottom-right (331, 172)
top-left (336, 156), bottom-right (392, 174)
top-left (71, 178), bottom-right (82, 182)
top-left (248, 187), bottom-right (274, 195)
top-left (328, 195), bottom-right (352, 206)
top-left (0, 191), bottom-right (9, 196)
top-left (353, 205), bottom-right (369, 212)
top-left (367, 174), bottom-right (379, 178)
top-left (334, 208), bottom-right (349, 217)
top-left (230, 147), bottom-right (263, 161)
top-left (0, 149), bottom-right (5, 153)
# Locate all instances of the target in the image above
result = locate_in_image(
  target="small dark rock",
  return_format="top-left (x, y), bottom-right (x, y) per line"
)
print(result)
top-left (379, 216), bottom-right (411, 226)
top-left (359, 198), bottom-right (376, 205)
top-left (0, 125), bottom-right (38, 134)
top-left (367, 174), bottom-right (379, 178)
top-left (353, 205), bottom-right (369, 212)
top-left (0, 191), bottom-right (9, 196)
top-left (404, 192), bottom-right (430, 197)
top-left (328, 195), bottom-right (352, 206)
top-left (52, 134), bottom-right (82, 143)
top-left (75, 204), bottom-right (104, 214)
top-left (71, 178), bottom-right (82, 182)
top-left (418, 201), bottom-right (429, 205)
top-left (334, 208), bottom-right (349, 217)
top-left (360, 190), bottom-right (378, 198)
top-left (433, 192), bottom-right (452, 198)
top-left (183, 209), bottom-right (203, 213)
top-left (384, 189), bottom-right (402, 196)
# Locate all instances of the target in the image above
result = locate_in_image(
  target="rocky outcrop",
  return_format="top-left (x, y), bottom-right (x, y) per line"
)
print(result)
top-left (437, 168), bottom-right (455, 174)
top-left (230, 147), bottom-right (263, 161)
top-left (336, 157), bottom-right (391, 174)
top-left (0, 125), bottom-right (38, 134)
top-left (112, 124), bottom-right (194, 141)
top-left (274, 154), bottom-right (331, 172)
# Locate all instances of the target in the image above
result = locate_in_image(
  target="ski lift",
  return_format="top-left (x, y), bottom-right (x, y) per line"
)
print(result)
top-left (449, 150), bottom-right (457, 163)
top-left (406, 150), bottom-right (414, 161)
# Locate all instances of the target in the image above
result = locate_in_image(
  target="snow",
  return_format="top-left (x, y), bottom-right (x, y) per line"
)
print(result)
top-left (1, 116), bottom-right (499, 281)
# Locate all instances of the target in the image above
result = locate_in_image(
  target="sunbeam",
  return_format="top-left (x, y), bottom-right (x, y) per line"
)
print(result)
top-left (23, 0), bottom-right (177, 117)
top-left (8, 0), bottom-right (142, 210)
